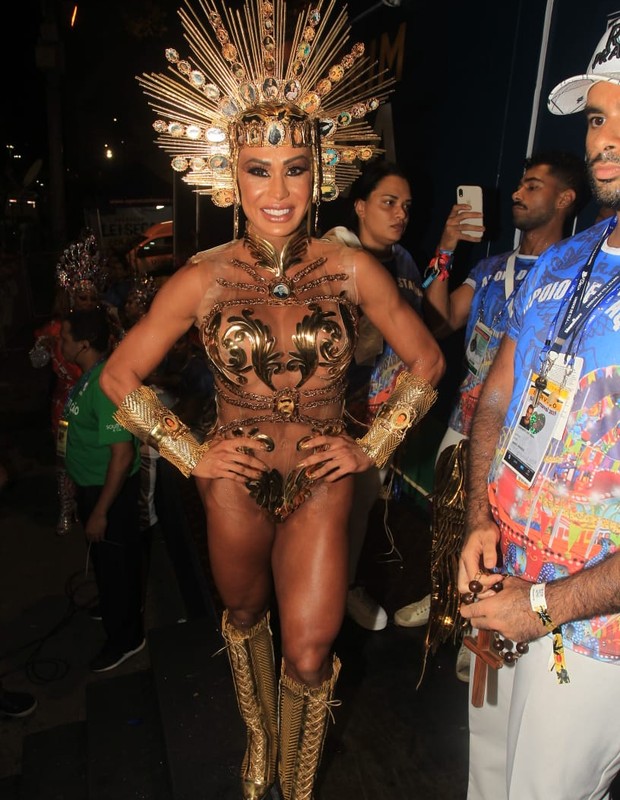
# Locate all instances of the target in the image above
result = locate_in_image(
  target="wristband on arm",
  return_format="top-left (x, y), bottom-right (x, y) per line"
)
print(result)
top-left (422, 248), bottom-right (454, 289)
top-left (529, 582), bottom-right (570, 685)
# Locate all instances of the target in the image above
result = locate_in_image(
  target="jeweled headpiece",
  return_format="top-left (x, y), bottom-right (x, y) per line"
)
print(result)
top-left (56, 232), bottom-right (107, 302)
top-left (137, 0), bottom-right (393, 215)
top-left (127, 274), bottom-right (159, 310)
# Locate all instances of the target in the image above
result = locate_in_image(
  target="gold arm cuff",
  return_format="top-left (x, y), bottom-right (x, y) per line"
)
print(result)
top-left (355, 372), bottom-right (438, 469)
top-left (114, 385), bottom-right (207, 478)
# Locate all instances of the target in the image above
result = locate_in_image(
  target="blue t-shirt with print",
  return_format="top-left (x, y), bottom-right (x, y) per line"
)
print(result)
top-left (448, 250), bottom-right (537, 436)
top-left (488, 218), bottom-right (620, 663)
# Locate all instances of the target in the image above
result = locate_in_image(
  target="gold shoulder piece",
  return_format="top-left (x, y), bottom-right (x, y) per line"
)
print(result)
top-left (355, 372), bottom-right (438, 469)
top-left (114, 385), bottom-right (207, 478)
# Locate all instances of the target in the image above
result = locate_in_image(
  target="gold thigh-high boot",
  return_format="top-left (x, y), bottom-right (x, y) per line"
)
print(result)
top-left (221, 610), bottom-right (278, 800)
top-left (278, 655), bottom-right (341, 800)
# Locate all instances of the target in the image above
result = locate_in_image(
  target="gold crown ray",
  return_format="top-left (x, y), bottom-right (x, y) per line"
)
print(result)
top-left (137, 0), bottom-right (395, 207)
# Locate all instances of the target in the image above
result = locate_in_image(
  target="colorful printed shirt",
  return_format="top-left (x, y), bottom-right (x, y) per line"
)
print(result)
top-left (488, 219), bottom-right (620, 663)
top-left (448, 250), bottom-right (537, 436)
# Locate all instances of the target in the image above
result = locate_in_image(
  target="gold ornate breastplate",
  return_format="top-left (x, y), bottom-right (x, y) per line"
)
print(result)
top-left (199, 228), bottom-right (359, 521)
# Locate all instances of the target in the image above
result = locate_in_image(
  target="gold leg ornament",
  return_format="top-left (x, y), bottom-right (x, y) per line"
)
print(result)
top-left (221, 611), bottom-right (278, 800)
top-left (356, 373), bottom-right (438, 469)
top-left (278, 655), bottom-right (341, 800)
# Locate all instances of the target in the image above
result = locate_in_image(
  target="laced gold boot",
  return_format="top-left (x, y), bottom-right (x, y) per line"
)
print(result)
top-left (221, 610), bottom-right (278, 800)
top-left (278, 655), bottom-right (341, 800)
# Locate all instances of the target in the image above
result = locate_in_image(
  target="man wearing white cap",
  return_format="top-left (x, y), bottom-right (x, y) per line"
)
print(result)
top-left (457, 18), bottom-right (620, 800)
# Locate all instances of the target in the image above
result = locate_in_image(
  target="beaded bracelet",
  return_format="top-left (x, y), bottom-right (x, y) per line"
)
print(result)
top-left (461, 573), bottom-right (529, 667)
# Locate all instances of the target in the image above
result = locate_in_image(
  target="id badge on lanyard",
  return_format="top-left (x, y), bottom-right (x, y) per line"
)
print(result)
top-left (466, 320), bottom-right (493, 376)
top-left (467, 252), bottom-right (517, 376)
top-left (502, 354), bottom-right (583, 486)
top-left (57, 418), bottom-right (69, 458)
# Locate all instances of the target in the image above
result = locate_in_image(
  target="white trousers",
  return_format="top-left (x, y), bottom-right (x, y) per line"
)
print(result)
top-left (468, 635), bottom-right (620, 800)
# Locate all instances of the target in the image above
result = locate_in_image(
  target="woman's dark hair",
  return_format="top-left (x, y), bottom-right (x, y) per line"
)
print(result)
top-left (346, 160), bottom-right (411, 232)
top-left (66, 307), bottom-right (111, 354)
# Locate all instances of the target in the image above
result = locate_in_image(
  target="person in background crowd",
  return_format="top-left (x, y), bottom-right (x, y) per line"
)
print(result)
top-left (100, 1), bottom-right (444, 797)
top-left (459, 21), bottom-right (620, 798)
top-left (61, 306), bottom-right (143, 673)
top-left (323, 160), bottom-right (425, 631)
top-left (30, 234), bottom-right (108, 536)
top-left (394, 151), bottom-right (589, 685)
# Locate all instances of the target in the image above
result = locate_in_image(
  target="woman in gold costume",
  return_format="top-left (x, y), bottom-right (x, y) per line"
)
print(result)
top-left (100, 1), bottom-right (444, 797)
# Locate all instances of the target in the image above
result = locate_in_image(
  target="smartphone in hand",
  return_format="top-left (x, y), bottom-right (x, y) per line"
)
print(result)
top-left (457, 185), bottom-right (484, 239)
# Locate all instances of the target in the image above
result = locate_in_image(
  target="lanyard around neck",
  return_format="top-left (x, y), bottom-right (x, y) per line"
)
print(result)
top-left (551, 216), bottom-right (618, 353)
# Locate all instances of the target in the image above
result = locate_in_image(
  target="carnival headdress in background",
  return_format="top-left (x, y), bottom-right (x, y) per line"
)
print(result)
top-left (137, 0), bottom-right (394, 230)
top-left (56, 232), bottom-right (108, 302)
top-left (126, 274), bottom-right (159, 310)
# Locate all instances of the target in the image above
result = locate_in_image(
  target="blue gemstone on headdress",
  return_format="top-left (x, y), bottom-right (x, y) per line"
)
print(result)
top-left (190, 70), bottom-right (205, 88)
top-left (337, 111), bottom-right (352, 126)
top-left (323, 148), bottom-right (338, 166)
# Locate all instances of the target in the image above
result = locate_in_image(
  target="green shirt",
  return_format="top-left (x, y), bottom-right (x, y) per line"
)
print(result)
top-left (64, 360), bottom-right (140, 486)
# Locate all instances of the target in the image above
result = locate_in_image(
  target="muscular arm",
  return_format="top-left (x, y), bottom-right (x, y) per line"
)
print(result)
top-left (458, 334), bottom-right (515, 592)
top-left (355, 250), bottom-right (445, 386)
top-left (85, 440), bottom-right (135, 542)
top-left (299, 250), bottom-right (445, 480)
top-left (100, 264), bottom-right (200, 405)
top-left (100, 259), bottom-right (270, 483)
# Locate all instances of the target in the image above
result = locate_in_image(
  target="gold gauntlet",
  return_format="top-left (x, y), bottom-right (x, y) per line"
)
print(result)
top-left (356, 372), bottom-right (438, 469)
top-left (114, 385), bottom-right (207, 477)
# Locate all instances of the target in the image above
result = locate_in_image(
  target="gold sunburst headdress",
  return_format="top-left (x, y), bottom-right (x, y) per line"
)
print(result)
top-left (137, 0), bottom-right (394, 233)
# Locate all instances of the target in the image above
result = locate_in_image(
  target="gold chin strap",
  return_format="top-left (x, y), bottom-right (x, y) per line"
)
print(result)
top-left (355, 372), bottom-right (438, 469)
top-left (114, 385), bottom-right (208, 478)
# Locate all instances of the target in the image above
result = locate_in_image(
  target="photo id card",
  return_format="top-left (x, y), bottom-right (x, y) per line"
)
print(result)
top-left (466, 320), bottom-right (492, 376)
top-left (502, 354), bottom-right (583, 486)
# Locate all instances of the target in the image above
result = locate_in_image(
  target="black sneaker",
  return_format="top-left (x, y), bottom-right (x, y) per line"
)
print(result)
top-left (88, 604), bottom-right (102, 621)
top-left (0, 689), bottom-right (38, 718)
top-left (89, 638), bottom-right (146, 673)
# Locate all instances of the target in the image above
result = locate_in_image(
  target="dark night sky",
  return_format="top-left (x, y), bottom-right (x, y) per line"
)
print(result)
top-left (8, 0), bottom-right (619, 253)
top-left (9, 0), bottom-right (392, 214)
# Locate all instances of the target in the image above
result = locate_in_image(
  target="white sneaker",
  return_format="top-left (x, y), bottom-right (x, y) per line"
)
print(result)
top-left (393, 594), bottom-right (431, 628)
top-left (346, 587), bottom-right (388, 631)
top-left (455, 642), bottom-right (471, 683)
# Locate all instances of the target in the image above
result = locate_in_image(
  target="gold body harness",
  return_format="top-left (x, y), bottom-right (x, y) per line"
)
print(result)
top-left (197, 229), bottom-right (359, 522)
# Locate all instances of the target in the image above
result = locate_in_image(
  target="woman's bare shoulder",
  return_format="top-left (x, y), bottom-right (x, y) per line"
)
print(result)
top-left (186, 238), bottom-right (239, 268)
